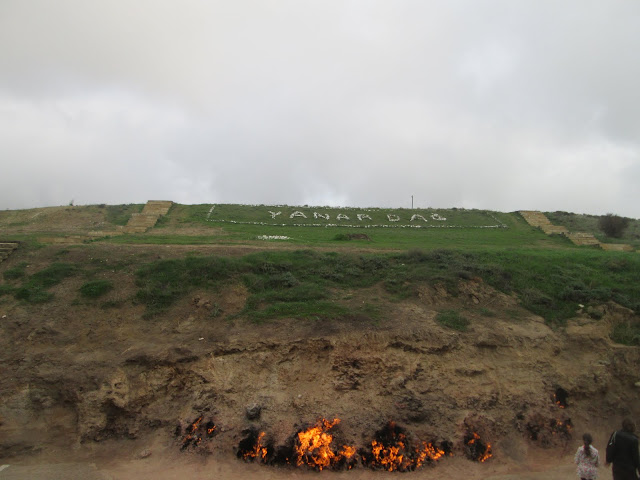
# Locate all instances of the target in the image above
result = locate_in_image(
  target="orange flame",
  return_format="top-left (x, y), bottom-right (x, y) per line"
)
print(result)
top-left (414, 441), bottom-right (446, 468)
top-left (243, 431), bottom-right (268, 461)
top-left (293, 418), bottom-right (355, 471)
top-left (364, 422), bottom-right (447, 471)
top-left (370, 439), bottom-right (406, 471)
top-left (466, 432), bottom-right (492, 462)
top-left (551, 419), bottom-right (572, 435)
top-left (181, 416), bottom-right (203, 448)
top-left (180, 416), bottom-right (217, 451)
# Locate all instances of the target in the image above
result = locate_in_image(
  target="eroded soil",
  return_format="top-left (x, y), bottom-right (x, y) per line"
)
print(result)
top-left (0, 242), bottom-right (639, 478)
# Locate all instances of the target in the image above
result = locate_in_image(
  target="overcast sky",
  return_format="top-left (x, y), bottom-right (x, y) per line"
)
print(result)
top-left (1, 1), bottom-right (639, 217)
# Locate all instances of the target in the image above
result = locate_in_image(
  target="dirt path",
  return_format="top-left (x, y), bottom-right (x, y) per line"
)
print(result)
top-left (0, 456), bottom-right (594, 480)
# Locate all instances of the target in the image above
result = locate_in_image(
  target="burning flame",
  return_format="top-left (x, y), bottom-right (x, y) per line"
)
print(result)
top-left (293, 418), bottom-right (356, 471)
top-left (181, 416), bottom-right (203, 449)
top-left (363, 421), bottom-right (446, 471)
top-left (551, 419), bottom-right (572, 435)
top-left (554, 388), bottom-right (568, 408)
top-left (243, 431), bottom-right (268, 461)
top-left (180, 416), bottom-right (217, 450)
top-left (370, 439), bottom-right (405, 471)
top-left (465, 432), bottom-right (492, 463)
top-left (414, 441), bottom-right (446, 468)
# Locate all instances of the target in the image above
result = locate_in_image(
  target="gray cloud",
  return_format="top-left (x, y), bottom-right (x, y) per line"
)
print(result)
top-left (1, 0), bottom-right (639, 217)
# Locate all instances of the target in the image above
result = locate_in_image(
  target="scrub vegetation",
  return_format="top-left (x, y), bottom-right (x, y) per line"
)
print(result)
top-left (132, 248), bottom-right (640, 330)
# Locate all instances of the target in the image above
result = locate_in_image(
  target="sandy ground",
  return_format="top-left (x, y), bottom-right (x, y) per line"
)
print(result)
top-left (0, 455), bottom-right (595, 480)
top-left (0, 457), bottom-right (615, 480)
top-left (0, 438), bottom-right (616, 480)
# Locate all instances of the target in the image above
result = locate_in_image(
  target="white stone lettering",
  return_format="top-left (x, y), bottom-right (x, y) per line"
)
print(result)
top-left (314, 212), bottom-right (330, 220)
top-left (410, 214), bottom-right (428, 222)
top-left (387, 214), bottom-right (400, 222)
top-left (336, 214), bottom-right (350, 220)
top-left (268, 211), bottom-right (282, 219)
top-left (290, 211), bottom-right (307, 219)
top-left (431, 213), bottom-right (447, 221)
top-left (357, 214), bottom-right (372, 221)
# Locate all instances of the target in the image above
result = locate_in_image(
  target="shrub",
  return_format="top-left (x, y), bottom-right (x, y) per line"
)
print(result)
top-left (14, 286), bottom-right (53, 303)
top-left (29, 263), bottom-right (77, 288)
top-left (266, 272), bottom-right (299, 289)
top-left (10, 262), bottom-right (77, 304)
top-left (610, 320), bottom-right (640, 346)
top-left (0, 284), bottom-right (15, 296)
top-left (79, 279), bottom-right (114, 298)
top-left (599, 214), bottom-right (629, 238)
top-left (436, 310), bottom-right (470, 331)
top-left (3, 262), bottom-right (27, 280)
top-left (402, 248), bottom-right (428, 263)
top-left (521, 287), bottom-right (554, 308)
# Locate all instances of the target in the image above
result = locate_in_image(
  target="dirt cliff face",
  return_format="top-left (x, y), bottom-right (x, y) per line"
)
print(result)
top-left (0, 244), bottom-right (639, 472)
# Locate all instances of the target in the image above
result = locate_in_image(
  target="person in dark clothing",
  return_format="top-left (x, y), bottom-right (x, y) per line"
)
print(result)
top-left (606, 418), bottom-right (640, 480)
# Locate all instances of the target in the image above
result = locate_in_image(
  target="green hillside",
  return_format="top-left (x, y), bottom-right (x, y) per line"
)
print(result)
top-left (1, 203), bottom-right (639, 340)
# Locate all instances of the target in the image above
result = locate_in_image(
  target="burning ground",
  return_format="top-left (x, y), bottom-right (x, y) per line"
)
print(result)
top-left (0, 244), bottom-right (639, 476)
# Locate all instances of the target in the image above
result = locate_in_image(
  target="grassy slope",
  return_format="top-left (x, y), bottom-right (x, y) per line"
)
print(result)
top-left (1, 204), bottom-right (639, 344)
top-left (106, 205), bottom-right (568, 251)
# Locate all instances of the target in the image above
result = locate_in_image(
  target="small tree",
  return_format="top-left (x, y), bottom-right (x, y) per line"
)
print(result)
top-left (598, 213), bottom-right (629, 238)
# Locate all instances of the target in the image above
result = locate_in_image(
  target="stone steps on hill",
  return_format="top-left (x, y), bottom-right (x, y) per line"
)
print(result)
top-left (122, 200), bottom-right (173, 234)
top-left (520, 211), bottom-right (568, 235)
top-left (600, 243), bottom-right (634, 252)
top-left (564, 232), bottom-right (601, 246)
top-left (127, 214), bottom-right (160, 227)
top-left (540, 225), bottom-right (569, 235)
top-left (519, 210), bottom-right (553, 228)
top-left (142, 200), bottom-right (173, 216)
top-left (0, 241), bottom-right (20, 263)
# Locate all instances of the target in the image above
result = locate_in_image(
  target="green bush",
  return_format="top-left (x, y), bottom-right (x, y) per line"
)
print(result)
top-left (29, 263), bottom-right (77, 288)
top-left (14, 286), bottom-right (53, 303)
top-left (79, 279), bottom-right (114, 298)
top-left (10, 262), bottom-right (77, 304)
top-left (135, 256), bottom-right (239, 314)
top-left (436, 310), bottom-right (470, 331)
top-left (0, 284), bottom-right (15, 296)
top-left (599, 214), bottom-right (630, 238)
top-left (610, 320), bottom-right (640, 346)
top-left (3, 262), bottom-right (27, 280)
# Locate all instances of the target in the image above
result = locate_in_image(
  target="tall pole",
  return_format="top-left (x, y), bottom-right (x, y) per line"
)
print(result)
top-left (411, 195), bottom-right (414, 209)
